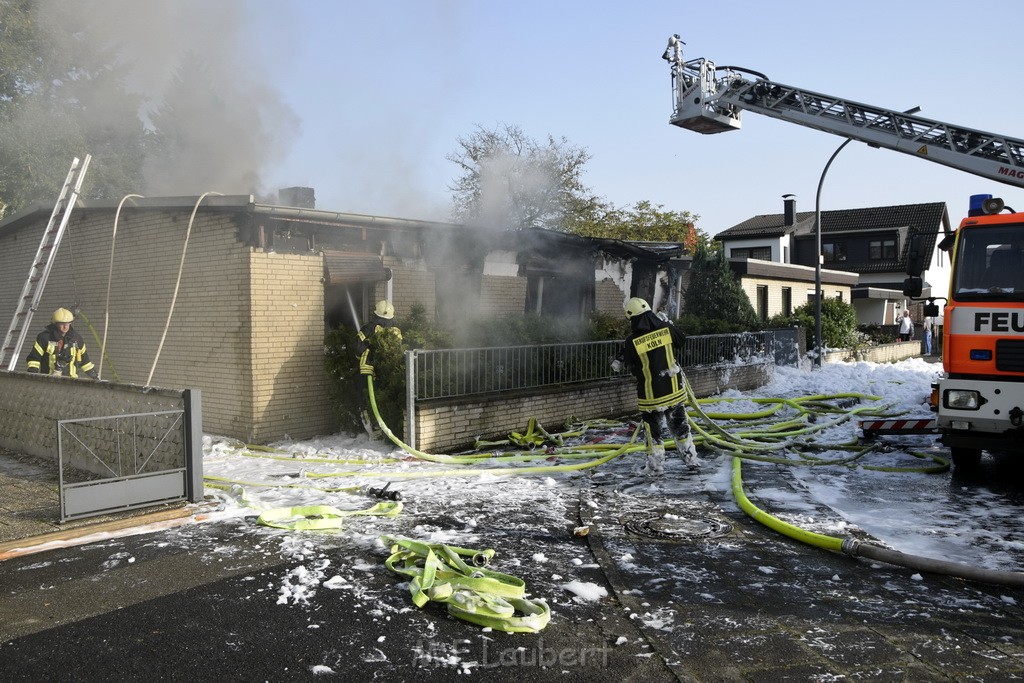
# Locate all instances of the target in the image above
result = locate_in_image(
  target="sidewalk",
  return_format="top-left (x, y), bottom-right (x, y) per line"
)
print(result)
top-left (0, 448), bottom-right (192, 555)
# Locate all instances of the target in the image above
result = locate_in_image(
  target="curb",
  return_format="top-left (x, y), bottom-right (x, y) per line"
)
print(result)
top-left (0, 504), bottom-right (216, 562)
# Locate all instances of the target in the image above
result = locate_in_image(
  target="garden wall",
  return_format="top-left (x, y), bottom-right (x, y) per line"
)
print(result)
top-left (412, 362), bottom-right (773, 453)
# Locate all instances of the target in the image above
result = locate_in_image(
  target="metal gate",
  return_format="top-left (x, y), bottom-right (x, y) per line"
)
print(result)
top-left (56, 392), bottom-right (203, 521)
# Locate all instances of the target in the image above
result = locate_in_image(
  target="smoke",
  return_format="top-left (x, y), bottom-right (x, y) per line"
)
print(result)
top-left (35, 0), bottom-right (300, 199)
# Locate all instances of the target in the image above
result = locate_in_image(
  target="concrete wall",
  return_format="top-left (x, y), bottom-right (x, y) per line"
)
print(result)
top-left (414, 362), bottom-right (774, 452)
top-left (0, 372), bottom-right (187, 470)
top-left (823, 341), bottom-right (921, 364)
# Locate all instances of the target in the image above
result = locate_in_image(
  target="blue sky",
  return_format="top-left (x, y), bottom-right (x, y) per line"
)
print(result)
top-left (249, 0), bottom-right (1024, 235)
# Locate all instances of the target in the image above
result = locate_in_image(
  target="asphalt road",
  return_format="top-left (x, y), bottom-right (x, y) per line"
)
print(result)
top-left (3, 452), bottom-right (1024, 682)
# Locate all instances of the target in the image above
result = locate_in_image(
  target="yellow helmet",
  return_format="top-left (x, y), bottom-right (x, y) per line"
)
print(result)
top-left (374, 300), bottom-right (395, 320)
top-left (624, 297), bottom-right (651, 319)
top-left (51, 307), bottom-right (74, 324)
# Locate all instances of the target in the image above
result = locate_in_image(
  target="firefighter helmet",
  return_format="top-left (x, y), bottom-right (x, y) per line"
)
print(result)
top-left (374, 300), bottom-right (395, 320)
top-left (51, 307), bottom-right (74, 324)
top-left (624, 297), bottom-right (651, 319)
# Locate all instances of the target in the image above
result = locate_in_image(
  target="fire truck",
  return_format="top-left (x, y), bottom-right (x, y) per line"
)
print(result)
top-left (662, 36), bottom-right (1024, 468)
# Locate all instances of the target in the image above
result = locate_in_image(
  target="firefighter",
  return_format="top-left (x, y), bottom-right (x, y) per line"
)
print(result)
top-left (357, 300), bottom-right (402, 376)
top-left (612, 297), bottom-right (699, 473)
top-left (356, 300), bottom-right (402, 438)
top-left (25, 307), bottom-right (98, 379)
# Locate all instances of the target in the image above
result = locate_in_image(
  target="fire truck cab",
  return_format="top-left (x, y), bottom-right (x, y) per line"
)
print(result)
top-left (925, 195), bottom-right (1024, 466)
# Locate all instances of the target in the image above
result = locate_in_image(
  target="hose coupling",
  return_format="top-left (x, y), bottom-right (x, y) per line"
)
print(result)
top-left (367, 482), bottom-right (402, 501)
top-left (841, 537), bottom-right (862, 557)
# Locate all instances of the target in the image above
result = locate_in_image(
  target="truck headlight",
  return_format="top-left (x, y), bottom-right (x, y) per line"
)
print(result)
top-left (944, 389), bottom-right (981, 410)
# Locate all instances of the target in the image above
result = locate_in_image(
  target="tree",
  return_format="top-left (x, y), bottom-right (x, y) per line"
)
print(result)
top-left (0, 0), bottom-right (150, 215)
top-left (447, 123), bottom-right (596, 231)
top-left (566, 199), bottom-right (706, 253)
top-left (683, 241), bottom-right (758, 331)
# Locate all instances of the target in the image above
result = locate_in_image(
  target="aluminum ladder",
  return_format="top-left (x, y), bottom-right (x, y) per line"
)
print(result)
top-left (1, 155), bottom-right (91, 371)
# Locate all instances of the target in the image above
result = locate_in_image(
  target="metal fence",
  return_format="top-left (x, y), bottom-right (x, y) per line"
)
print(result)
top-left (57, 409), bottom-right (190, 521)
top-left (406, 331), bottom-right (775, 402)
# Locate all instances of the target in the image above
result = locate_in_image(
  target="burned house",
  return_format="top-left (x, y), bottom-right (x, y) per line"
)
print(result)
top-left (0, 193), bottom-right (677, 443)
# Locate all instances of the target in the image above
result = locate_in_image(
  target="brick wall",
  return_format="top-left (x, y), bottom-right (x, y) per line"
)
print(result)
top-left (0, 209), bottom-right (255, 438)
top-left (381, 257), bottom-right (436, 319)
top-left (595, 277), bottom-right (626, 315)
top-left (249, 251), bottom-right (337, 442)
top-left (0, 208), bottom-right (346, 443)
top-left (480, 275), bottom-right (527, 315)
top-left (414, 381), bottom-right (635, 452)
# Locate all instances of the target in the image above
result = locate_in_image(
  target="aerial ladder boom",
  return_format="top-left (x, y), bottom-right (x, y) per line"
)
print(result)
top-left (666, 47), bottom-right (1024, 189)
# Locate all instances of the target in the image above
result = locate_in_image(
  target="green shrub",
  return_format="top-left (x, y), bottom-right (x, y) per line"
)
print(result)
top-left (770, 297), bottom-right (858, 349)
top-left (583, 310), bottom-right (630, 341)
top-left (674, 314), bottom-right (759, 336)
top-left (857, 323), bottom-right (897, 345)
top-left (324, 320), bottom-right (408, 439)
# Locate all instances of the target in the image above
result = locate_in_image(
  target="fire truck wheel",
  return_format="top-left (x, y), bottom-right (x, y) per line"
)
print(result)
top-left (950, 447), bottom-right (982, 470)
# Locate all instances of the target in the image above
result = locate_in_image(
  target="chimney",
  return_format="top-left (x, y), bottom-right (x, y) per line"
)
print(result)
top-left (782, 194), bottom-right (796, 226)
top-left (279, 186), bottom-right (316, 209)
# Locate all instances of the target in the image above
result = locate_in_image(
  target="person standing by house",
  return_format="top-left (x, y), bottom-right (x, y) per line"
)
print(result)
top-left (898, 309), bottom-right (914, 343)
top-left (922, 315), bottom-right (934, 355)
top-left (612, 297), bottom-right (699, 474)
top-left (25, 307), bottom-right (98, 379)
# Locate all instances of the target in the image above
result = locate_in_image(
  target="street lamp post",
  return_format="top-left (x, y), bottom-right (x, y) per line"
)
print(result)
top-left (813, 139), bottom-right (853, 367)
top-left (812, 106), bottom-right (922, 368)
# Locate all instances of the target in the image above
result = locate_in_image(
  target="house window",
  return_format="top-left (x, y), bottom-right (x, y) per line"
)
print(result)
top-left (782, 287), bottom-right (792, 316)
top-left (730, 246), bottom-right (772, 260)
top-left (869, 238), bottom-right (897, 260)
top-left (835, 291), bottom-right (843, 301)
top-left (756, 285), bottom-right (769, 321)
top-left (822, 241), bottom-right (847, 263)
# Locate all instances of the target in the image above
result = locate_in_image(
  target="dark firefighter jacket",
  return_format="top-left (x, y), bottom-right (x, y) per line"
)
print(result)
top-left (25, 324), bottom-right (96, 378)
top-left (357, 318), bottom-right (402, 375)
top-left (620, 311), bottom-right (687, 411)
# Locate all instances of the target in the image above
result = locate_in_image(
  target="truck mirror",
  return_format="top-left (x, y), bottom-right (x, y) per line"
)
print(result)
top-left (905, 233), bottom-right (928, 276)
top-left (902, 276), bottom-right (923, 298)
top-left (923, 302), bottom-right (939, 317)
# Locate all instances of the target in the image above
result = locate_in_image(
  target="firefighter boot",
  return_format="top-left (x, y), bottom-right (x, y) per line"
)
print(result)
top-left (643, 443), bottom-right (666, 475)
top-left (677, 435), bottom-right (700, 471)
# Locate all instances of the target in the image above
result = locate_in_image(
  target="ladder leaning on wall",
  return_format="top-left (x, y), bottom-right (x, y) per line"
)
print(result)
top-left (0, 155), bottom-right (91, 372)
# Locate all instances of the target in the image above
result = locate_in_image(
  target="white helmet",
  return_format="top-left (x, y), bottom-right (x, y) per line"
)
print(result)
top-left (51, 307), bottom-right (74, 323)
top-left (374, 300), bottom-right (394, 320)
top-left (624, 297), bottom-right (651, 319)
